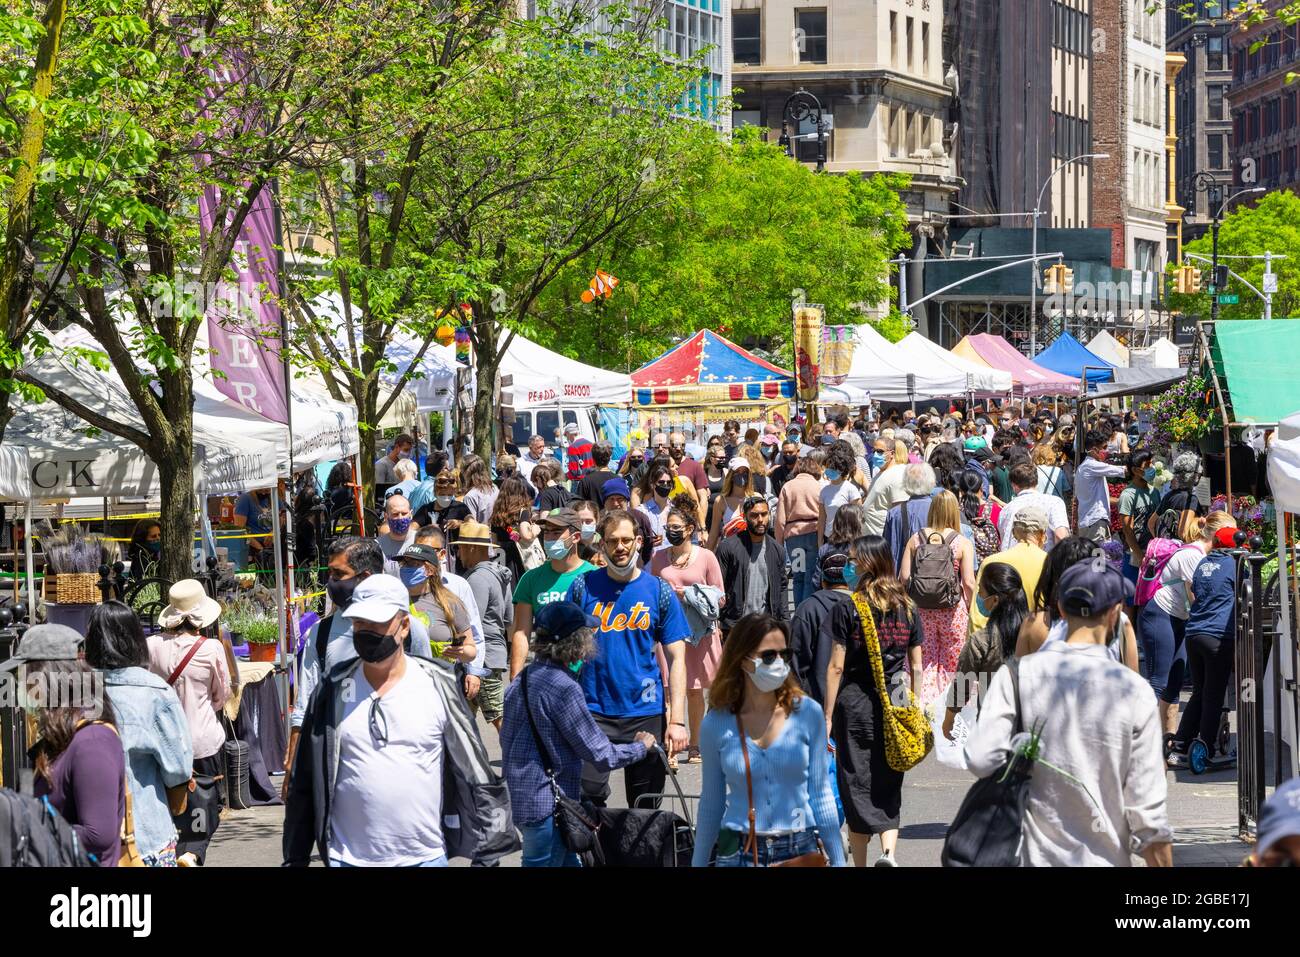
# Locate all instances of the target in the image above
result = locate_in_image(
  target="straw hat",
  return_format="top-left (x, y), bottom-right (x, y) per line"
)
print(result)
top-left (455, 519), bottom-right (493, 548)
top-left (158, 579), bottom-right (222, 630)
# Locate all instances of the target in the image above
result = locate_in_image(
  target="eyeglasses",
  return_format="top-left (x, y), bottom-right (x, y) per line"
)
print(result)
top-left (670, 444), bottom-right (686, 451)
top-left (752, 648), bottom-right (793, 666)
top-left (369, 695), bottom-right (388, 748)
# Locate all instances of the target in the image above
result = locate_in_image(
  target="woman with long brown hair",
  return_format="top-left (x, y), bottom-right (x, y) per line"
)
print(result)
top-left (692, 613), bottom-right (846, 866)
top-left (490, 475), bottom-right (540, 585)
top-left (823, 535), bottom-right (923, 867)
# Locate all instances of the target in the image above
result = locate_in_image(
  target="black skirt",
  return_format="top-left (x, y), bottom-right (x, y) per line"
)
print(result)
top-left (831, 679), bottom-right (904, 835)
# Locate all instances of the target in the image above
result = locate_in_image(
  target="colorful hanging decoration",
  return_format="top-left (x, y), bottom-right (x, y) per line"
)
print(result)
top-left (454, 325), bottom-right (472, 364)
top-left (580, 269), bottom-right (619, 303)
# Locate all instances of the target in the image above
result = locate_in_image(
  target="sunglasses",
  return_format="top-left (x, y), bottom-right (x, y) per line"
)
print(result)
top-left (752, 648), bottom-right (793, 666)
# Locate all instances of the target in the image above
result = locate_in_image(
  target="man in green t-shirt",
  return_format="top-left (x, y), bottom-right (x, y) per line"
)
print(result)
top-left (508, 507), bottom-right (593, 680)
top-left (1118, 450), bottom-right (1159, 615)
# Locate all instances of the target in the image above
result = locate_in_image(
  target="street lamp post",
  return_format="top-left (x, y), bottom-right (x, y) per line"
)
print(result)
top-left (778, 88), bottom-right (826, 173)
top-left (1029, 152), bottom-right (1108, 357)
top-left (1193, 172), bottom-right (1265, 323)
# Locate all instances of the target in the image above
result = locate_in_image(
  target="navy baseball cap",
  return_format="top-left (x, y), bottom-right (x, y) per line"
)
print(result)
top-left (533, 601), bottom-right (599, 642)
top-left (1255, 777), bottom-right (1300, 861)
top-left (1057, 561), bottom-right (1135, 618)
top-left (602, 478), bottom-right (631, 500)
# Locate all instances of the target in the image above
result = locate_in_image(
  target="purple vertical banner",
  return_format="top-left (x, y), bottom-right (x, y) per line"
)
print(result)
top-left (185, 27), bottom-right (289, 424)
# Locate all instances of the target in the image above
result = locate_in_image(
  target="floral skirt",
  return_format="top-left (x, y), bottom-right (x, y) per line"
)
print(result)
top-left (917, 603), bottom-right (969, 710)
top-left (142, 841), bottom-right (178, 868)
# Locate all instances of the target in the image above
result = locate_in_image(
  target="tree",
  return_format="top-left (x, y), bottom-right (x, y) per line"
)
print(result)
top-left (1167, 190), bottom-right (1300, 321)
top-left (14, 0), bottom-right (437, 580)
top-left (529, 127), bottom-right (912, 371)
top-left (394, 1), bottom-right (717, 461)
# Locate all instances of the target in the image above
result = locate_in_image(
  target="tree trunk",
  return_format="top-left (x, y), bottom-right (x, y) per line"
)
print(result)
top-left (473, 338), bottom-right (498, 462)
top-left (155, 430), bottom-right (195, 584)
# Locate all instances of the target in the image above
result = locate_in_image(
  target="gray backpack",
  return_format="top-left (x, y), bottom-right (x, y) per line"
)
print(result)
top-left (908, 530), bottom-right (961, 609)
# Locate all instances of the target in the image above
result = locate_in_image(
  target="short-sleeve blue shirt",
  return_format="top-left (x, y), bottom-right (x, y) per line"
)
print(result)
top-left (1185, 551), bottom-right (1237, 639)
top-left (566, 568), bottom-right (689, 718)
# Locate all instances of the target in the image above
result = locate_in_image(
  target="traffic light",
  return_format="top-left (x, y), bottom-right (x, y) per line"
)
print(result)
top-left (1214, 264), bottom-right (1229, 290)
top-left (1189, 267), bottom-right (1202, 293)
top-left (1042, 263), bottom-right (1074, 295)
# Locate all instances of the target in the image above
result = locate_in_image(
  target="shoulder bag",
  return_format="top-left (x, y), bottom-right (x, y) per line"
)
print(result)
top-left (941, 659), bottom-right (1032, 867)
top-left (851, 593), bottom-right (933, 772)
top-left (520, 668), bottom-right (601, 853)
top-left (734, 713), bottom-right (827, 867)
top-left (162, 635), bottom-right (209, 816)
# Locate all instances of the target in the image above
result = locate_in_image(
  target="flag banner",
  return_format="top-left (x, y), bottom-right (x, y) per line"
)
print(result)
top-left (794, 306), bottom-right (823, 402)
top-left (821, 324), bottom-right (858, 386)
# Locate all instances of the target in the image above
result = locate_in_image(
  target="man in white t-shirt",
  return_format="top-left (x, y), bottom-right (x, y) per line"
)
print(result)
top-left (998, 461), bottom-right (1071, 551)
top-left (283, 575), bottom-right (517, 867)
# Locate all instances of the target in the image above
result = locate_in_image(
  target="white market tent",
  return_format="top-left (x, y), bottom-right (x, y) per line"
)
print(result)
top-left (896, 332), bottom-right (1014, 394)
top-left (1263, 411), bottom-right (1300, 780)
top-left (1129, 337), bottom-right (1182, 369)
top-left (1086, 330), bottom-right (1130, 368)
top-left (499, 332), bottom-right (631, 411)
top-left (818, 324), bottom-right (969, 404)
top-left (0, 445), bottom-right (31, 500)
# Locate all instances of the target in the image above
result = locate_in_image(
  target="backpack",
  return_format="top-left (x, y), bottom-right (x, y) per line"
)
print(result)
top-left (568, 569), bottom-right (675, 628)
top-left (908, 530), bottom-right (962, 610)
top-left (1153, 489), bottom-right (1196, 543)
top-left (1134, 539), bottom-right (1196, 607)
top-left (0, 788), bottom-right (94, 867)
top-left (1131, 493), bottom-right (1160, 549)
top-left (970, 502), bottom-right (1001, 564)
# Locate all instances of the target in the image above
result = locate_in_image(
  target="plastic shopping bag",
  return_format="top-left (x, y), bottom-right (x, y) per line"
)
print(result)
top-left (931, 684), bottom-right (978, 771)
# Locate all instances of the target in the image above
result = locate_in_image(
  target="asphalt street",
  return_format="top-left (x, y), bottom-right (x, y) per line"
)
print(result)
top-left (207, 710), bottom-right (1253, 868)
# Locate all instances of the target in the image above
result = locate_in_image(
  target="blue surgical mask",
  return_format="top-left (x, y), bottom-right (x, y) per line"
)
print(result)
top-left (825, 468), bottom-right (842, 482)
top-left (870, 452), bottom-right (886, 469)
top-left (399, 564), bottom-right (428, 588)
top-left (843, 561), bottom-right (860, 590)
top-left (975, 594), bottom-right (991, 617)
top-left (545, 535), bottom-right (573, 560)
top-left (1143, 467), bottom-right (1157, 482)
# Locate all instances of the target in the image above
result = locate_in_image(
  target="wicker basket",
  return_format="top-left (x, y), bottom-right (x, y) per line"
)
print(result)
top-left (46, 572), bottom-right (103, 605)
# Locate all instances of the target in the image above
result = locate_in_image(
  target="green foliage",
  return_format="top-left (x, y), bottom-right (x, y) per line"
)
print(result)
top-left (529, 126), bottom-right (911, 370)
top-left (1167, 191), bottom-right (1300, 320)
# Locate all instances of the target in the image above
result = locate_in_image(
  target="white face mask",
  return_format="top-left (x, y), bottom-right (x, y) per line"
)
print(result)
top-left (435, 495), bottom-right (453, 507)
top-left (747, 656), bottom-right (790, 692)
top-left (604, 548), bottom-right (639, 581)
top-left (579, 521), bottom-right (597, 542)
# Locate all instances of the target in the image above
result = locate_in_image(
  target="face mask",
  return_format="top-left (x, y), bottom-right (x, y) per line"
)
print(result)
top-left (782, 453), bottom-right (797, 465)
top-left (567, 661), bottom-right (583, 675)
top-left (545, 535), bottom-right (573, 560)
top-left (145, 540), bottom-right (161, 553)
top-left (1143, 467), bottom-right (1156, 483)
top-left (1095, 450), bottom-right (1108, 462)
top-left (870, 453), bottom-right (886, 469)
top-left (824, 468), bottom-right (841, 482)
top-left (435, 495), bottom-right (453, 508)
top-left (580, 521), bottom-right (597, 542)
top-left (388, 516), bottom-right (412, 535)
top-left (628, 457), bottom-right (643, 469)
top-left (665, 527), bottom-right (688, 546)
top-left (399, 564), bottom-right (429, 588)
top-left (327, 575), bottom-right (363, 609)
top-left (353, 625), bottom-right (401, 664)
top-left (975, 594), bottom-right (992, 618)
top-left (761, 445), bottom-right (776, 459)
top-left (654, 481), bottom-right (673, 497)
top-left (605, 549), bottom-right (639, 581)
top-left (733, 474), bottom-right (748, 488)
top-left (747, 656), bottom-right (790, 692)
top-left (843, 561), bottom-right (860, 591)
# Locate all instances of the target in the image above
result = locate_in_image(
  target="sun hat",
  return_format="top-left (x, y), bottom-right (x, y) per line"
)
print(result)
top-left (158, 579), bottom-right (222, 631)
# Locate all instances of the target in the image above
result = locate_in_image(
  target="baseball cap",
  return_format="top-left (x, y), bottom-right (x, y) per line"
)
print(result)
top-left (564, 422), bottom-right (579, 436)
top-left (1214, 526), bottom-right (1243, 549)
top-left (819, 550), bottom-right (849, 585)
top-left (533, 600), bottom-right (599, 642)
top-left (728, 456), bottom-right (750, 471)
top-left (0, 624), bottom-right (82, 673)
top-left (341, 575), bottom-right (412, 624)
top-left (399, 543), bottom-right (443, 565)
top-left (602, 477), bottom-right (631, 500)
top-left (1012, 505), bottom-right (1050, 534)
top-left (760, 434), bottom-right (779, 446)
top-left (1057, 562), bottom-right (1135, 618)
top-left (540, 507), bottom-right (582, 530)
top-left (1254, 777), bottom-right (1300, 861)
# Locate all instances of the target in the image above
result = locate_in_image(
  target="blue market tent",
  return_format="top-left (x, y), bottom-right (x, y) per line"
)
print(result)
top-left (1034, 330), bottom-right (1115, 385)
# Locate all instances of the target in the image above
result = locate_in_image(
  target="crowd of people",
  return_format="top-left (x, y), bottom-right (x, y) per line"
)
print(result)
top-left (13, 400), bottom-right (1300, 870)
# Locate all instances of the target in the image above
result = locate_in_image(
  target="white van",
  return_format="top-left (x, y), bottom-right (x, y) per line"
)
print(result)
top-left (507, 408), bottom-right (599, 448)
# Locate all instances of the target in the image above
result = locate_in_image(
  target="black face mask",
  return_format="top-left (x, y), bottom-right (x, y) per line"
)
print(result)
top-left (327, 574), bottom-right (364, 609)
top-left (654, 481), bottom-right (673, 497)
top-left (665, 527), bottom-right (688, 546)
top-left (353, 625), bottom-right (401, 664)
top-left (782, 453), bottom-right (797, 465)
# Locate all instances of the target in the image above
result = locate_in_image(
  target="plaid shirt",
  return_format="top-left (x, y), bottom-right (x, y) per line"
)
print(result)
top-left (500, 661), bottom-right (647, 826)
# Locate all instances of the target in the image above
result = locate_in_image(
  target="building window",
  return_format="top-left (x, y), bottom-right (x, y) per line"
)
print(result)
top-left (906, 16), bottom-right (914, 71)
top-left (796, 10), bottom-right (826, 64)
top-left (890, 11), bottom-right (898, 67)
top-left (1135, 239), bottom-right (1160, 274)
top-left (1207, 85), bottom-right (1223, 121)
top-left (888, 106), bottom-right (900, 158)
top-left (1208, 134), bottom-right (1223, 170)
top-left (795, 111), bottom-right (831, 162)
top-left (732, 11), bottom-right (760, 66)
top-left (922, 22), bottom-right (930, 76)
top-left (1207, 34), bottom-right (1224, 71)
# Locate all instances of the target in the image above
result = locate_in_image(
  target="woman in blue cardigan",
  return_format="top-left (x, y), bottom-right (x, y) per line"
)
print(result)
top-left (692, 613), bottom-right (846, 866)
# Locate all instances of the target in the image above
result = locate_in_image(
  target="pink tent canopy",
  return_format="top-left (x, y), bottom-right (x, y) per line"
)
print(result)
top-left (951, 334), bottom-right (1079, 398)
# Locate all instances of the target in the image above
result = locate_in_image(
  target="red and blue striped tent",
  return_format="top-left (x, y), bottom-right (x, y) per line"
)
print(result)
top-left (630, 330), bottom-right (794, 408)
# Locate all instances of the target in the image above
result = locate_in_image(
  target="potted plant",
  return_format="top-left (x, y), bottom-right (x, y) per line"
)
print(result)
top-left (40, 524), bottom-right (118, 635)
top-left (242, 616), bottom-right (280, 663)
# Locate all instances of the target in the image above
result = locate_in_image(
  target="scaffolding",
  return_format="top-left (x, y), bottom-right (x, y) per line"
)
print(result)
top-left (934, 298), bottom-right (1175, 353)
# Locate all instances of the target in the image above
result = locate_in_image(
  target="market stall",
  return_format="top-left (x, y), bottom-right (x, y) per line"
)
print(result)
top-left (894, 331), bottom-right (1014, 394)
top-left (816, 324), bottom-right (969, 404)
top-left (950, 333), bottom-right (1079, 397)
top-left (1034, 330), bottom-right (1115, 385)
top-left (1085, 330), bottom-right (1130, 368)
top-left (1129, 336), bottom-right (1182, 369)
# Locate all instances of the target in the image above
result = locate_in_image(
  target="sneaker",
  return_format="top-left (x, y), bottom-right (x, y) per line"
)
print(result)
top-left (874, 851), bottom-right (898, 868)
top-left (1166, 751), bottom-right (1188, 769)
top-left (1162, 733), bottom-right (1177, 759)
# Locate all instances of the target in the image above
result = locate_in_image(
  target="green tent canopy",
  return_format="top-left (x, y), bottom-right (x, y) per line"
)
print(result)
top-left (1209, 319), bottom-right (1300, 425)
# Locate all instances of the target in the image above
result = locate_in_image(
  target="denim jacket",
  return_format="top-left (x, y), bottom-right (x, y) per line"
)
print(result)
top-left (103, 667), bottom-right (194, 858)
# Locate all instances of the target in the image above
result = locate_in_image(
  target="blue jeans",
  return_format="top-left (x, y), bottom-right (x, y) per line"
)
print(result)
top-left (786, 533), bottom-right (818, 610)
top-left (331, 855), bottom-right (449, 867)
top-left (714, 828), bottom-right (820, 867)
top-left (1138, 601), bottom-right (1187, 703)
top-left (519, 815), bottom-right (581, 868)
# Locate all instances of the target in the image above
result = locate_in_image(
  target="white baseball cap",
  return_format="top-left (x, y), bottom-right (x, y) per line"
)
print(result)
top-left (342, 574), bottom-right (411, 624)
